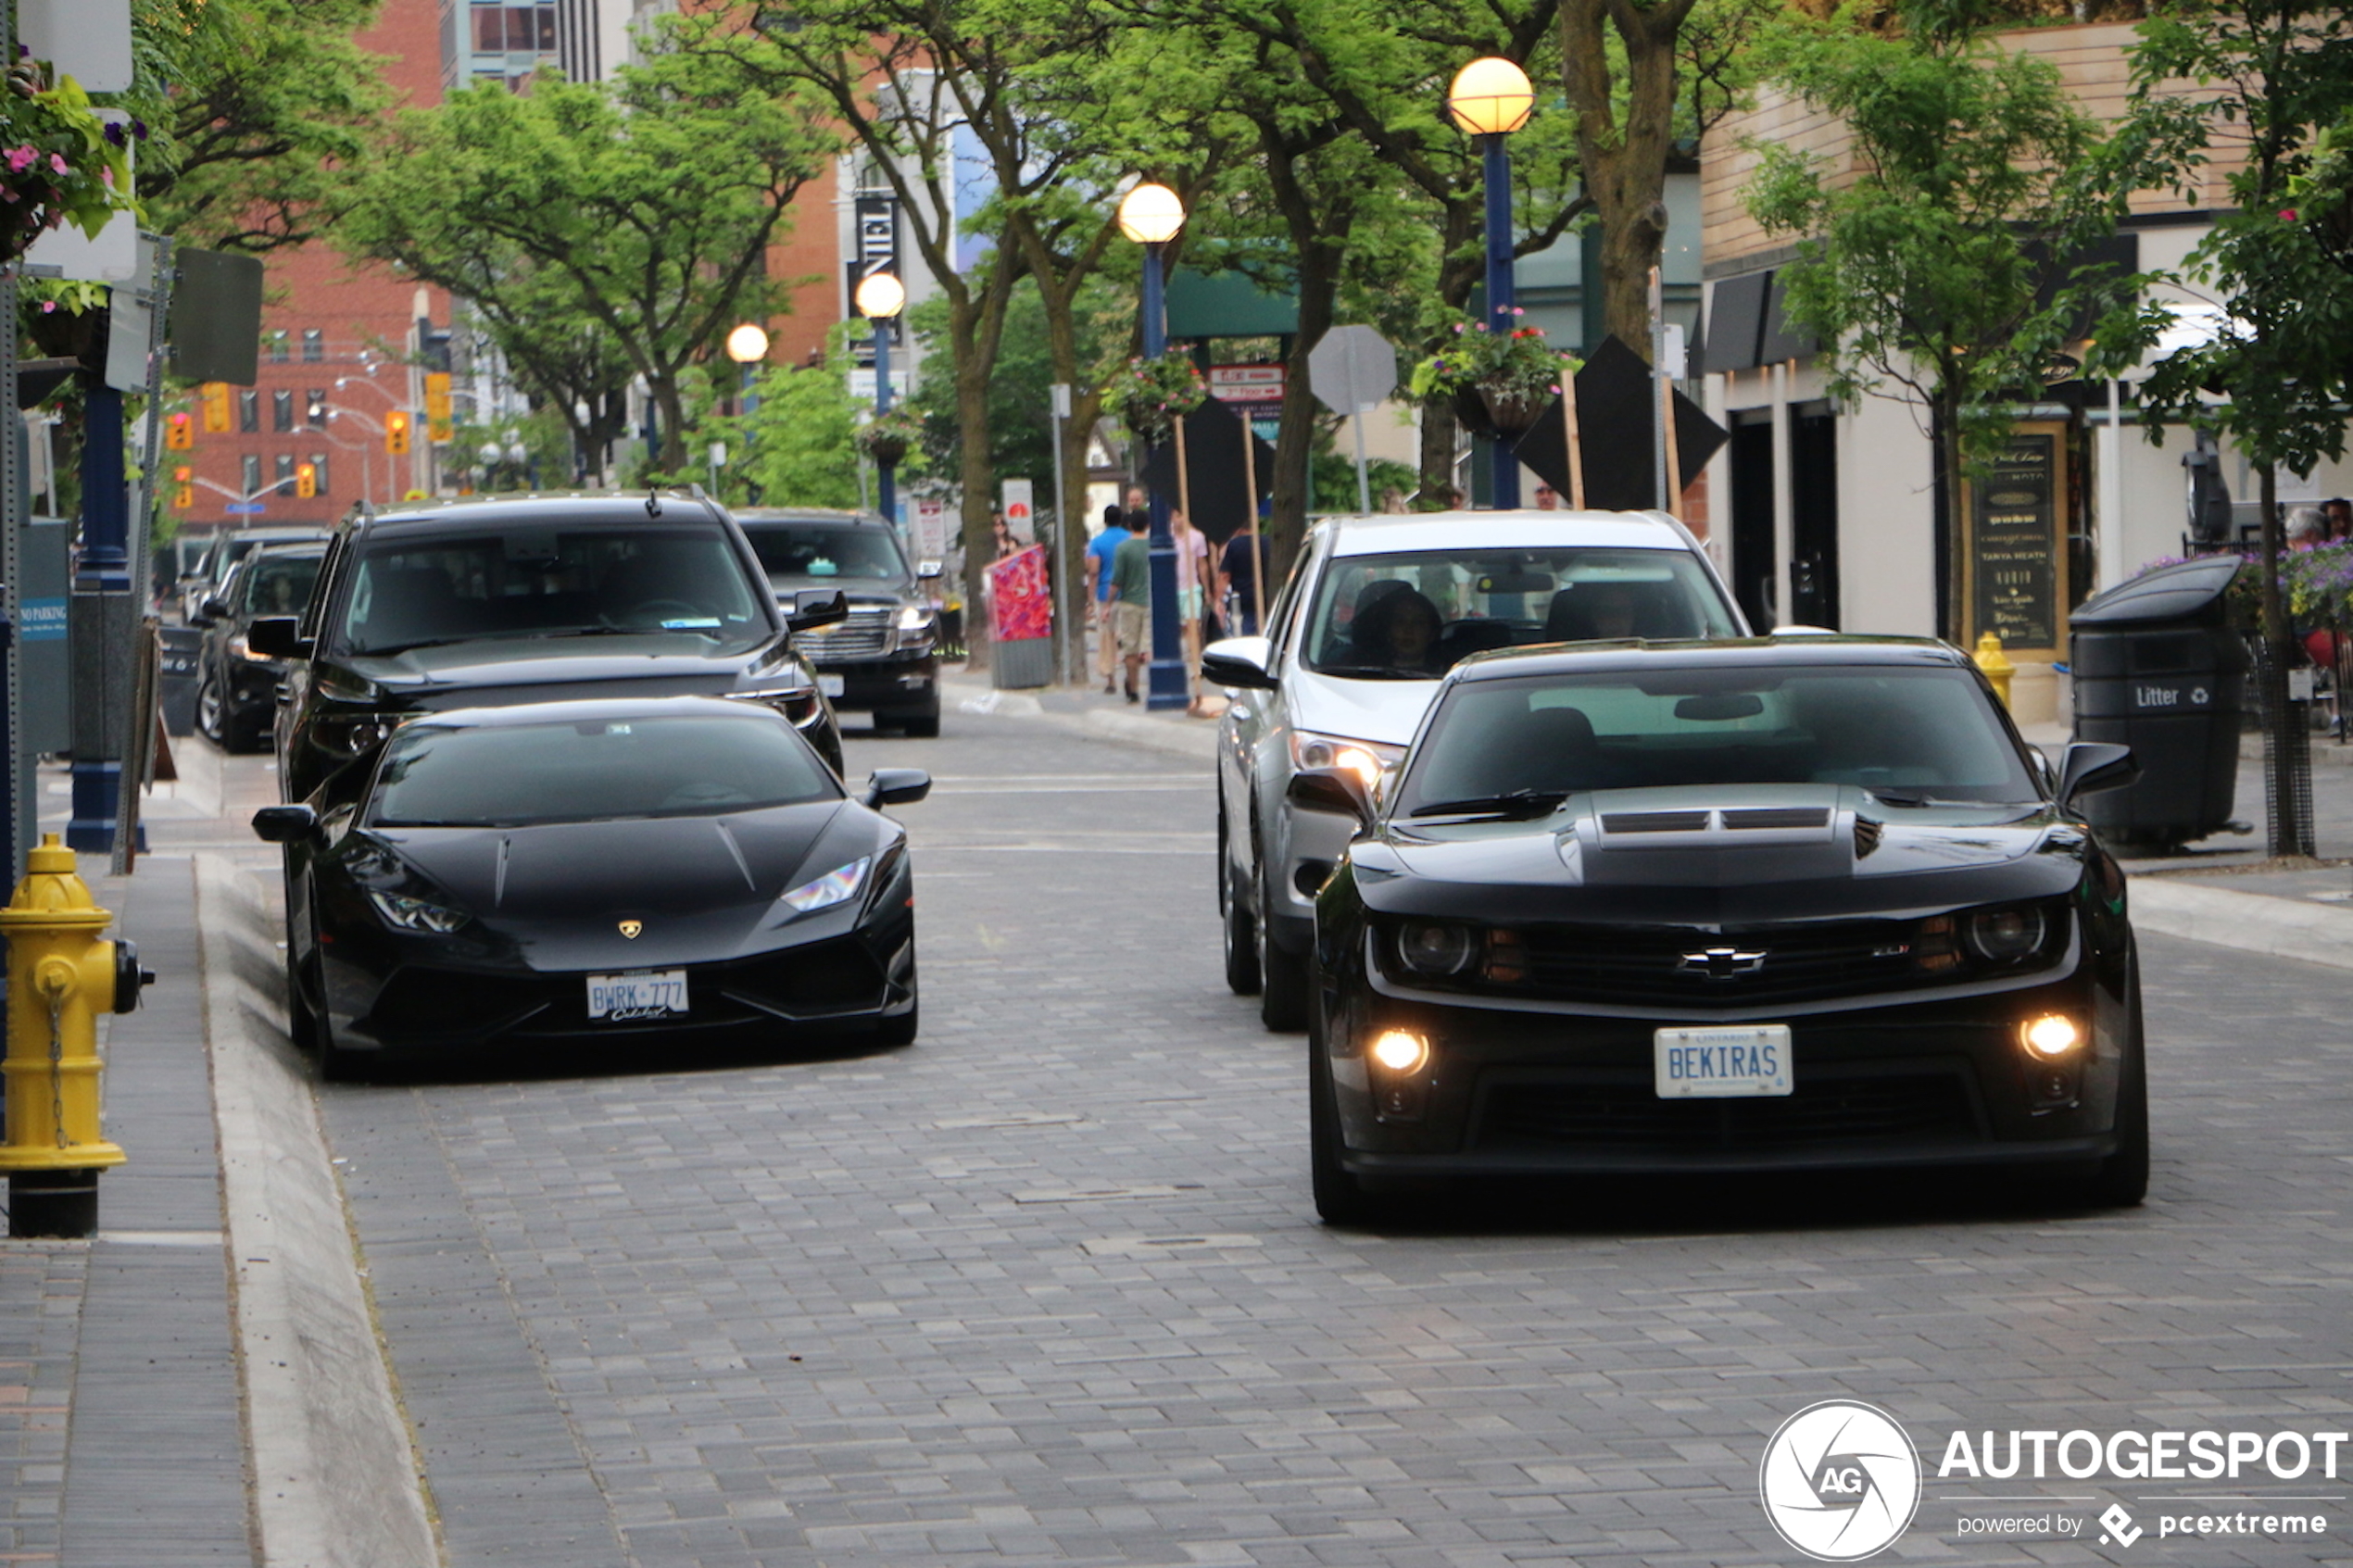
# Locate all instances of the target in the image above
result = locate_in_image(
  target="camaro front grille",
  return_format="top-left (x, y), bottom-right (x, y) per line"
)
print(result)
top-left (1490, 920), bottom-right (1928, 1006)
top-left (1479, 1072), bottom-right (1977, 1150)
top-left (798, 609), bottom-right (894, 661)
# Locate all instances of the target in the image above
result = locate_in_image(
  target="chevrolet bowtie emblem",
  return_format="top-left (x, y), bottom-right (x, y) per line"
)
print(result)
top-left (618, 920), bottom-right (644, 939)
top-left (1679, 946), bottom-right (1766, 981)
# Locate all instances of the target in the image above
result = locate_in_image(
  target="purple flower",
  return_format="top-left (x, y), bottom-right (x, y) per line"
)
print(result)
top-left (104, 122), bottom-right (126, 147)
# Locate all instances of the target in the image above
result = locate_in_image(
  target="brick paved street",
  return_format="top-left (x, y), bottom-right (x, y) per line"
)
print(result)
top-left (245, 711), bottom-right (2353, 1566)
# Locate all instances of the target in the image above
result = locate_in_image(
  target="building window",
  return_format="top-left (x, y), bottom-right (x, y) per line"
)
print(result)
top-left (241, 455), bottom-right (261, 495)
top-left (302, 329), bottom-right (324, 363)
top-left (473, 2), bottom-right (556, 51)
top-left (274, 455), bottom-right (296, 493)
top-left (272, 391), bottom-right (294, 433)
top-left (238, 391), bottom-right (259, 433)
top-left (309, 454), bottom-right (331, 497)
top-left (266, 331), bottom-right (289, 364)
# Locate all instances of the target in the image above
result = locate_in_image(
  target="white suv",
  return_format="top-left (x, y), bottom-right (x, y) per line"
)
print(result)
top-left (1203, 509), bottom-right (1747, 1029)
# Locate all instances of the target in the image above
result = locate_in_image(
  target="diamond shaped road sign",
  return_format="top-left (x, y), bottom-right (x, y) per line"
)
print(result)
top-left (1307, 325), bottom-right (1397, 416)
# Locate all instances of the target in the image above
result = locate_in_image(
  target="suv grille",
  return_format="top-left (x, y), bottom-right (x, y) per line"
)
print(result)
top-left (797, 608), bottom-right (894, 662)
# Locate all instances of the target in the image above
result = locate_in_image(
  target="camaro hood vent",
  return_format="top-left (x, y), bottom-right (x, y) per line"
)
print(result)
top-left (1590, 792), bottom-right (1841, 849)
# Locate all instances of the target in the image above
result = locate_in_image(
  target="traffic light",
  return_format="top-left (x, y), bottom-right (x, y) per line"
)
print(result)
top-left (172, 466), bottom-right (194, 509)
top-left (199, 383), bottom-right (232, 433)
top-left (296, 461), bottom-right (317, 499)
top-left (385, 409), bottom-right (412, 455)
top-left (424, 371), bottom-right (453, 445)
top-left (165, 411), bottom-right (195, 451)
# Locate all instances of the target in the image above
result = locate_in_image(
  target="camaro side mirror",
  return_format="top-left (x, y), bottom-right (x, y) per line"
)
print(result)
top-left (250, 804), bottom-right (321, 845)
top-left (1287, 767), bottom-right (1374, 829)
top-left (787, 588), bottom-right (849, 633)
top-left (245, 616), bottom-right (312, 661)
top-left (2057, 741), bottom-right (2139, 805)
top-left (1201, 635), bottom-right (1277, 692)
top-left (864, 768), bottom-right (931, 809)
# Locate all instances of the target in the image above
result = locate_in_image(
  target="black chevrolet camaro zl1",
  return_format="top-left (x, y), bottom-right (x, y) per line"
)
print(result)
top-left (254, 696), bottom-right (927, 1078)
top-left (1292, 636), bottom-right (2146, 1223)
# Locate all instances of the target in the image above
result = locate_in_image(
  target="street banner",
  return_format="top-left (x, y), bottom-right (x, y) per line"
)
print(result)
top-left (1001, 479), bottom-right (1035, 541)
top-left (914, 497), bottom-right (948, 562)
top-left (985, 544), bottom-right (1051, 644)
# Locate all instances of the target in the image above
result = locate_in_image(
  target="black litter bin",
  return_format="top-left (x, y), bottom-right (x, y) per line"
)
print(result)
top-left (2070, 556), bottom-right (2246, 847)
top-left (157, 626), bottom-right (205, 737)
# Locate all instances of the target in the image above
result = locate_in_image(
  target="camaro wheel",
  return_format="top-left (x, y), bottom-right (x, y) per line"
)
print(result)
top-left (1218, 802), bottom-right (1261, 996)
top-left (1309, 1008), bottom-right (1381, 1226)
top-left (2083, 959), bottom-right (2149, 1207)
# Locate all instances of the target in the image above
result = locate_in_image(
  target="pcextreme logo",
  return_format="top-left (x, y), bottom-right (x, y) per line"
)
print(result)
top-left (1758, 1400), bottom-right (1923, 1562)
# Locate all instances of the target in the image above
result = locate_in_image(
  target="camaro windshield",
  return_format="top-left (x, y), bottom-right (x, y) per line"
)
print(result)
top-left (744, 524), bottom-right (910, 584)
top-left (370, 714), bottom-right (840, 827)
top-left (1301, 546), bottom-right (1740, 679)
top-left (1396, 664), bottom-right (2042, 813)
top-left (332, 525), bottom-right (767, 655)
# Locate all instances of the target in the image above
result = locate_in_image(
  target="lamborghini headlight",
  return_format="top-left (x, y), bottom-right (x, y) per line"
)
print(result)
top-left (781, 856), bottom-right (871, 914)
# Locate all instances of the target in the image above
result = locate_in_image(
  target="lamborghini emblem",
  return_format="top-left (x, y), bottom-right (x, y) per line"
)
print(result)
top-left (618, 920), bottom-right (644, 939)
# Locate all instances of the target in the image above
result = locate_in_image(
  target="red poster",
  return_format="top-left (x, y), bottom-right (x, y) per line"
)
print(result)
top-left (986, 544), bottom-right (1051, 643)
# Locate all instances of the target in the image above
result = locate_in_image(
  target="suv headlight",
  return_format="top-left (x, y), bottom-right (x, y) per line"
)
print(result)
top-left (896, 605), bottom-right (937, 650)
top-left (1289, 730), bottom-right (1405, 788)
top-left (366, 889), bottom-right (468, 934)
top-left (781, 856), bottom-right (870, 914)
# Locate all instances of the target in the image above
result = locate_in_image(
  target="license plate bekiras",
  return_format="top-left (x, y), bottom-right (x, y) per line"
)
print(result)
top-left (586, 970), bottom-right (689, 1021)
top-left (1654, 1024), bottom-right (1793, 1098)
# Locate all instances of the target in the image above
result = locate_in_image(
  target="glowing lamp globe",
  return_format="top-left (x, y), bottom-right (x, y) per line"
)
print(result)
top-left (724, 322), bottom-right (771, 363)
top-left (853, 272), bottom-right (906, 320)
top-left (1447, 57), bottom-right (1534, 136)
top-left (1117, 182), bottom-right (1186, 245)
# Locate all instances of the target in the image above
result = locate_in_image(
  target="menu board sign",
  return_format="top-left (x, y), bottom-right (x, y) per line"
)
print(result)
top-left (1969, 429), bottom-right (2064, 652)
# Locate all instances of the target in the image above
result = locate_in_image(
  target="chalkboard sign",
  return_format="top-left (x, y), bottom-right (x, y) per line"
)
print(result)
top-left (1968, 428), bottom-right (2066, 652)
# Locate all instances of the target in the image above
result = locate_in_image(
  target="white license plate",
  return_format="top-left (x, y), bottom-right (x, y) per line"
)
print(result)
top-left (817, 672), bottom-right (845, 697)
top-left (586, 970), bottom-right (689, 1021)
top-left (1654, 1024), bottom-right (1793, 1098)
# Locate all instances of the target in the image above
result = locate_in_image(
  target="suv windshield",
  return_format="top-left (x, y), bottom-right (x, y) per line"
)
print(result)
top-left (1396, 664), bottom-right (2041, 814)
top-left (1301, 546), bottom-right (1739, 678)
top-left (743, 523), bottom-right (910, 585)
top-left (332, 525), bottom-right (767, 656)
top-left (242, 553), bottom-right (321, 620)
top-left (371, 712), bottom-right (840, 827)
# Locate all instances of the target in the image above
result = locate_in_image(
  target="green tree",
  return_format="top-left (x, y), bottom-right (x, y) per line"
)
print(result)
top-left (333, 26), bottom-right (835, 470)
top-left (739, 340), bottom-right (865, 510)
top-left (2095, 0), bottom-right (2353, 854)
top-left (1744, 13), bottom-right (2127, 636)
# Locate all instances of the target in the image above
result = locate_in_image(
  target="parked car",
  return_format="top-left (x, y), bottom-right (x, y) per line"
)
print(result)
top-left (252, 696), bottom-right (929, 1078)
top-left (1202, 509), bottom-right (1747, 1031)
top-left (1294, 634), bottom-right (2147, 1223)
top-left (176, 524), bottom-right (331, 625)
top-left (191, 542), bottom-right (327, 753)
top-left (733, 508), bottom-right (941, 736)
top-left (253, 491), bottom-right (848, 808)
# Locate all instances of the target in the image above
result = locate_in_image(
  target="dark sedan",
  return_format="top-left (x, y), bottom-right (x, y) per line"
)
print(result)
top-left (193, 542), bottom-right (325, 752)
top-left (253, 696), bottom-right (927, 1078)
top-left (1296, 636), bottom-right (2146, 1223)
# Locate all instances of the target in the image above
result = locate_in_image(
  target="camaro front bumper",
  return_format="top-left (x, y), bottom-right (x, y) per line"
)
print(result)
top-left (1324, 963), bottom-right (2132, 1179)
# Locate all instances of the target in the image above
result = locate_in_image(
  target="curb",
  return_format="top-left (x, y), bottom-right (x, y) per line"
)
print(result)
top-left (196, 855), bottom-right (437, 1568)
top-left (2128, 873), bottom-right (2353, 971)
top-left (942, 673), bottom-right (1220, 762)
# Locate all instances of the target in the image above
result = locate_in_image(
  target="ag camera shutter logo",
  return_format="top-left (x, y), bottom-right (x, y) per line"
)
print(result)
top-left (1759, 1400), bottom-right (1922, 1561)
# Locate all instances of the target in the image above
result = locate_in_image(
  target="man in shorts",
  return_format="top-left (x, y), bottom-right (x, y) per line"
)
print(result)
top-left (1108, 507), bottom-right (1151, 702)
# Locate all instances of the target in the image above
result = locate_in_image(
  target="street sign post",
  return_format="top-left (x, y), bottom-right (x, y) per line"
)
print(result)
top-left (224, 502), bottom-right (266, 515)
top-left (1307, 326), bottom-right (1399, 515)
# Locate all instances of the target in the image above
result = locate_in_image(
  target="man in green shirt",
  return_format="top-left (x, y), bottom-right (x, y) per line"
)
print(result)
top-left (1107, 508), bottom-right (1152, 703)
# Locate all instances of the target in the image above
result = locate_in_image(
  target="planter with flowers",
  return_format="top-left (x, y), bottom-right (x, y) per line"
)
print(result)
top-left (855, 408), bottom-right (923, 468)
top-left (0, 59), bottom-right (134, 264)
top-left (1108, 349), bottom-right (1207, 445)
top-left (1409, 312), bottom-right (1577, 437)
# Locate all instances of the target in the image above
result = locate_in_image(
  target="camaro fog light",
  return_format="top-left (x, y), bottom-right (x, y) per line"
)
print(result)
top-left (2020, 1013), bottom-right (2082, 1058)
top-left (1368, 1029), bottom-right (1430, 1075)
top-left (1397, 921), bottom-right (1475, 975)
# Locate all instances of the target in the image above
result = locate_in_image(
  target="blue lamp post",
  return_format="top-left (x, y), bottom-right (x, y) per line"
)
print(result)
top-left (1119, 181), bottom-right (1189, 712)
top-left (855, 271), bottom-right (906, 525)
top-left (1447, 56), bottom-right (1535, 510)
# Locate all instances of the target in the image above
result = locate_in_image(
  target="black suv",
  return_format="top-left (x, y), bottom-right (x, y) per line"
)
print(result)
top-left (733, 508), bottom-right (940, 736)
top-left (192, 541), bottom-right (327, 752)
top-left (255, 491), bottom-right (848, 806)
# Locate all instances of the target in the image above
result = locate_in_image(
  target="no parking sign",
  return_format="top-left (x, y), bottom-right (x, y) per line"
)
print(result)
top-left (1001, 479), bottom-right (1035, 542)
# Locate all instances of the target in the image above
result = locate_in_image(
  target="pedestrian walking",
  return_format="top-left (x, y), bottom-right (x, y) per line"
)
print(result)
top-left (1108, 506), bottom-right (1152, 702)
top-left (1171, 507), bottom-right (1215, 715)
top-left (1218, 513), bottom-right (1266, 636)
top-left (1087, 503), bottom-right (1127, 693)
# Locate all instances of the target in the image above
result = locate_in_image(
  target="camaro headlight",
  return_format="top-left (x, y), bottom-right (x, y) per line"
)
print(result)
top-left (1396, 921), bottom-right (1478, 975)
top-left (366, 889), bottom-right (467, 934)
top-left (1966, 905), bottom-right (2047, 962)
top-left (1290, 730), bottom-right (1404, 789)
top-left (1914, 902), bottom-right (2061, 975)
top-left (781, 856), bottom-right (871, 914)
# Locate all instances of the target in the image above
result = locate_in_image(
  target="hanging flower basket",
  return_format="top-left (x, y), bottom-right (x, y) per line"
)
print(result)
top-left (0, 63), bottom-right (135, 266)
top-left (856, 408), bottom-right (921, 467)
top-left (1411, 311), bottom-right (1576, 438)
top-left (1479, 385), bottom-right (1553, 436)
top-left (1108, 350), bottom-right (1207, 444)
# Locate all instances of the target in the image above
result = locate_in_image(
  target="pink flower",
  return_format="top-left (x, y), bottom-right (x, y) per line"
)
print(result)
top-left (39, 299), bottom-right (55, 313)
top-left (1512, 306), bottom-right (1525, 315)
top-left (2279, 207), bottom-right (2298, 221)
top-left (5, 145), bottom-right (35, 173)
top-left (47, 153), bottom-right (67, 175)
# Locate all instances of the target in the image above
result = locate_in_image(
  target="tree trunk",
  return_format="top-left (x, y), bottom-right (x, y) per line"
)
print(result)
top-left (1939, 390), bottom-right (1966, 646)
top-left (1417, 396), bottom-right (1459, 507)
top-left (651, 373), bottom-right (690, 475)
top-left (953, 349), bottom-right (998, 671)
top-left (1038, 293), bottom-right (1101, 685)
top-left (1559, 0), bottom-right (1696, 359)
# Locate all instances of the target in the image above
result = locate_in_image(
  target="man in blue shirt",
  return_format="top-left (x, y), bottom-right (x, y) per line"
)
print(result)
top-left (1086, 492), bottom-right (1141, 693)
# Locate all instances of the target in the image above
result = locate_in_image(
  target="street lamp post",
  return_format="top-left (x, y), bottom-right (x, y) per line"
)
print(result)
top-left (1447, 56), bottom-right (1535, 510)
top-left (854, 273), bottom-right (905, 526)
top-left (725, 321), bottom-right (770, 420)
top-left (1118, 181), bottom-right (1189, 712)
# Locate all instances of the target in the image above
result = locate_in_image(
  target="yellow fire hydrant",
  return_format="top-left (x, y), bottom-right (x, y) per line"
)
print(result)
top-left (1973, 632), bottom-right (2015, 710)
top-left (0, 834), bottom-right (146, 1237)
